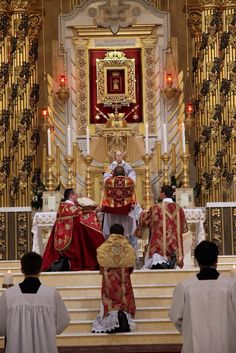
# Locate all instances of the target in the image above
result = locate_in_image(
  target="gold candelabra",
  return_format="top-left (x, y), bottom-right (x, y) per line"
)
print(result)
top-left (180, 153), bottom-right (190, 188)
top-left (65, 156), bottom-right (74, 188)
top-left (143, 154), bottom-right (152, 210)
top-left (85, 155), bottom-right (92, 198)
top-left (46, 156), bottom-right (55, 191)
top-left (161, 153), bottom-right (171, 185)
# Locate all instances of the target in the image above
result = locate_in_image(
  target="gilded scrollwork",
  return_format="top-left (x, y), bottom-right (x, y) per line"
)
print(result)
top-left (230, 108), bottom-right (236, 138)
top-left (30, 127), bottom-right (40, 153)
top-left (0, 1), bottom-right (8, 12)
top-left (18, 156), bottom-right (33, 189)
top-left (208, 207), bottom-right (223, 254)
top-left (9, 130), bottom-right (19, 155)
top-left (16, 212), bottom-right (29, 258)
top-left (188, 9), bottom-right (202, 38)
top-left (0, 110), bottom-right (10, 144)
top-left (29, 83), bottom-right (39, 110)
top-left (143, 44), bottom-right (156, 133)
top-left (76, 49), bottom-right (88, 134)
top-left (0, 62), bottom-right (10, 95)
top-left (222, 165), bottom-right (234, 192)
top-left (28, 13), bottom-right (42, 40)
top-left (0, 213), bottom-right (7, 260)
top-left (0, 157), bottom-right (10, 192)
top-left (96, 51), bottom-right (136, 105)
top-left (9, 0), bottom-right (29, 12)
top-left (10, 176), bottom-right (20, 200)
top-left (18, 109), bottom-right (33, 140)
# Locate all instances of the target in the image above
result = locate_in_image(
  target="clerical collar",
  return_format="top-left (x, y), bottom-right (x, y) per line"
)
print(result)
top-left (65, 200), bottom-right (75, 205)
top-left (19, 277), bottom-right (41, 293)
top-left (116, 160), bottom-right (125, 165)
top-left (197, 267), bottom-right (220, 280)
top-left (163, 198), bottom-right (174, 203)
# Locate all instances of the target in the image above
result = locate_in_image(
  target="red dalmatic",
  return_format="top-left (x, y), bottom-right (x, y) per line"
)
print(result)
top-left (140, 202), bottom-right (188, 260)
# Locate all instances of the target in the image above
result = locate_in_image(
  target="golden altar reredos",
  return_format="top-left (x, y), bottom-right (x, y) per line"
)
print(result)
top-left (49, 0), bottom-right (179, 207)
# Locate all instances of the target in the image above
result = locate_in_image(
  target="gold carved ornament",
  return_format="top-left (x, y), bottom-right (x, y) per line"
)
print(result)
top-left (96, 51), bottom-right (136, 106)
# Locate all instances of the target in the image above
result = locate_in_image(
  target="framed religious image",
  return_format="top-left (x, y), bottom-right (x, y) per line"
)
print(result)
top-left (176, 188), bottom-right (194, 209)
top-left (43, 191), bottom-right (61, 212)
top-left (96, 51), bottom-right (136, 105)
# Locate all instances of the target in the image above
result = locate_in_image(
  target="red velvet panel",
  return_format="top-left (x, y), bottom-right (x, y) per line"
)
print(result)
top-left (89, 48), bottom-right (143, 124)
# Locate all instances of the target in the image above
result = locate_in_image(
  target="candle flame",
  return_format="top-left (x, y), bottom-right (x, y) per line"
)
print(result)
top-left (8, 270), bottom-right (11, 274)
top-left (233, 265), bottom-right (236, 269)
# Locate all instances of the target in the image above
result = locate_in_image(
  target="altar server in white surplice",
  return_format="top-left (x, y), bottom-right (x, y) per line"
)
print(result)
top-left (0, 252), bottom-right (70, 353)
top-left (169, 241), bottom-right (236, 353)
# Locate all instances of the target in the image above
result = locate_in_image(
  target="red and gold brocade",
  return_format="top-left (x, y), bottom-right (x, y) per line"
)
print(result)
top-left (97, 234), bottom-right (136, 318)
top-left (42, 202), bottom-right (104, 271)
top-left (139, 202), bottom-right (188, 260)
top-left (101, 176), bottom-right (136, 215)
top-left (54, 203), bottom-right (82, 251)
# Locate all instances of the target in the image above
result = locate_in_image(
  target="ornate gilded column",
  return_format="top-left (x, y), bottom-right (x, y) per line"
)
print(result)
top-left (0, 1), bottom-right (42, 206)
top-left (189, 0), bottom-right (236, 205)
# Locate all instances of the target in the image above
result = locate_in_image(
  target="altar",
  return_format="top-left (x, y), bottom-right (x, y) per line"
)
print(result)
top-left (31, 208), bottom-right (205, 268)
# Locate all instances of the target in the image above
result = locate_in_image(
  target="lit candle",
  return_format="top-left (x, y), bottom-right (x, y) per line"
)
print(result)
top-left (163, 123), bottom-right (168, 153)
top-left (4, 270), bottom-right (13, 285)
top-left (67, 125), bottom-right (72, 156)
top-left (47, 128), bottom-right (51, 156)
top-left (231, 265), bottom-right (236, 278)
top-left (182, 122), bottom-right (186, 154)
top-left (145, 123), bottom-right (149, 154)
top-left (86, 126), bottom-right (90, 155)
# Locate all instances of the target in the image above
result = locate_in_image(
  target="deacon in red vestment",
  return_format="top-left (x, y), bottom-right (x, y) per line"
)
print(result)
top-left (42, 188), bottom-right (104, 271)
top-left (137, 185), bottom-right (188, 269)
top-left (92, 223), bottom-right (136, 333)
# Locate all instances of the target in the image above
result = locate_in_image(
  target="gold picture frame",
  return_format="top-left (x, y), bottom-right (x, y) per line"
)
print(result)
top-left (176, 188), bottom-right (194, 209)
top-left (96, 51), bottom-right (136, 105)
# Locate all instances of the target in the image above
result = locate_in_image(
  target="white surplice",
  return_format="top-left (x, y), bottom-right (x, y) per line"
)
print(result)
top-left (169, 275), bottom-right (236, 353)
top-left (0, 284), bottom-right (70, 353)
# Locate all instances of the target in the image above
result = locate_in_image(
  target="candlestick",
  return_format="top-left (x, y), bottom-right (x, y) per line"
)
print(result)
top-left (182, 122), bottom-right (186, 154)
top-left (231, 265), bottom-right (236, 278)
top-left (157, 141), bottom-right (161, 172)
top-left (67, 125), bottom-right (72, 156)
top-left (85, 155), bottom-right (92, 198)
top-left (46, 156), bottom-right (55, 191)
top-left (161, 153), bottom-right (171, 185)
top-left (47, 128), bottom-right (51, 156)
top-left (163, 124), bottom-right (168, 153)
top-left (145, 123), bottom-right (149, 154)
top-left (86, 126), bottom-right (90, 155)
top-left (142, 154), bottom-right (152, 210)
top-left (180, 152), bottom-right (190, 188)
top-left (65, 156), bottom-right (74, 188)
top-left (3, 270), bottom-right (13, 286)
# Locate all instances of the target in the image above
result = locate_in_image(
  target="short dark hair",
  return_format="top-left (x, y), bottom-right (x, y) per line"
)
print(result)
top-left (114, 166), bottom-right (125, 177)
top-left (110, 223), bottom-right (124, 235)
top-left (21, 252), bottom-right (42, 276)
top-left (161, 185), bottom-right (174, 198)
top-left (194, 241), bottom-right (219, 267)
top-left (63, 188), bottom-right (75, 201)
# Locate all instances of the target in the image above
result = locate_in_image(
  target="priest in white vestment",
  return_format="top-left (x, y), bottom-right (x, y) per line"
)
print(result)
top-left (169, 241), bottom-right (236, 353)
top-left (0, 252), bottom-right (70, 353)
top-left (104, 150), bottom-right (136, 181)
